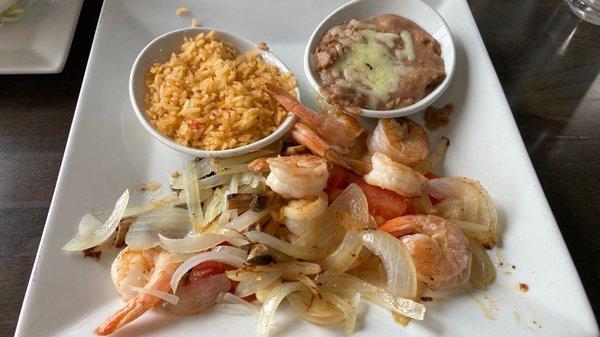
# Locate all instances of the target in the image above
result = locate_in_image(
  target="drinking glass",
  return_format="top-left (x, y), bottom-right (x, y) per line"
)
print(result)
top-left (566, 0), bottom-right (600, 25)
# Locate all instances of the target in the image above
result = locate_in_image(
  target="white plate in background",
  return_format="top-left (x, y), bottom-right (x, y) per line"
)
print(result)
top-left (13, 0), bottom-right (599, 337)
top-left (0, 0), bottom-right (83, 74)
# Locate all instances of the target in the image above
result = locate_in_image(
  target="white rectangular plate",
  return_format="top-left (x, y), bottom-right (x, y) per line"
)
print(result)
top-left (14, 0), bottom-right (598, 336)
top-left (0, 0), bottom-right (83, 74)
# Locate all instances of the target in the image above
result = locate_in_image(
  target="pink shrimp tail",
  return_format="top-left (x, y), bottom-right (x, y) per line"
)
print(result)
top-left (292, 123), bottom-right (371, 176)
top-left (94, 299), bottom-right (151, 336)
top-left (264, 82), bottom-right (295, 101)
top-left (291, 123), bottom-right (328, 157)
top-left (265, 83), bottom-right (320, 125)
top-left (95, 251), bottom-right (179, 335)
top-left (292, 123), bottom-right (352, 171)
top-left (379, 216), bottom-right (418, 238)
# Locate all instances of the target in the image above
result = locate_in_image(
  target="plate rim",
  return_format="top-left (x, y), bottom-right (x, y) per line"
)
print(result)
top-left (12, 0), bottom-right (599, 336)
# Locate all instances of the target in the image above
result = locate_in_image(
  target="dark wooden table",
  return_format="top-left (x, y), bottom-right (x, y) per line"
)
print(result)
top-left (0, 1), bottom-right (598, 336)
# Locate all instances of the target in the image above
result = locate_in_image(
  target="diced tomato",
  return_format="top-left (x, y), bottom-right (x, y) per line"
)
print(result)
top-left (353, 178), bottom-right (413, 222)
top-left (189, 260), bottom-right (238, 293)
top-left (326, 165), bottom-right (413, 223)
top-left (188, 121), bottom-right (201, 130)
top-left (325, 165), bottom-right (355, 194)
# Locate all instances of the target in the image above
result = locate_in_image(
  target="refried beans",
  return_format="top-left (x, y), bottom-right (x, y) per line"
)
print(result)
top-left (313, 14), bottom-right (446, 110)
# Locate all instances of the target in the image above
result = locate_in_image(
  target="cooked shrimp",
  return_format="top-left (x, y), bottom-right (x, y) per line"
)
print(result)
top-left (367, 118), bottom-right (429, 166)
top-left (363, 153), bottom-right (426, 197)
top-left (265, 83), bottom-right (363, 153)
top-left (110, 247), bottom-right (161, 301)
top-left (95, 248), bottom-right (180, 335)
top-left (292, 122), bottom-right (372, 176)
top-left (283, 144), bottom-right (308, 156)
top-left (423, 177), bottom-right (498, 247)
top-left (280, 192), bottom-right (328, 235)
top-left (380, 215), bottom-right (471, 290)
top-left (265, 155), bottom-right (329, 199)
top-left (248, 157), bottom-right (270, 173)
top-left (411, 137), bottom-right (449, 173)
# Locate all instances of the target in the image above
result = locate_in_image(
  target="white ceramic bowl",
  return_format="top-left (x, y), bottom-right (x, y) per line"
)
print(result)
top-left (304, 0), bottom-right (455, 118)
top-left (130, 27), bottom-right (300, 158)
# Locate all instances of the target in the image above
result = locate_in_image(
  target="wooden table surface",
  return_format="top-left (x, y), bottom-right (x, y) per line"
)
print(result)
top-left (0, 0), bottom-right (598, 335)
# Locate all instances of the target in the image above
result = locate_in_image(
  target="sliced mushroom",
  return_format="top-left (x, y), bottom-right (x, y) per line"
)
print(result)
top-left (83, 247), bottom-right (102, 261)
top-left (246, 243), bottom-right (292, 265)
top-left (226, 191), bottom-right (276, 211)
top-left (114, 216), bottom-right (136, 248)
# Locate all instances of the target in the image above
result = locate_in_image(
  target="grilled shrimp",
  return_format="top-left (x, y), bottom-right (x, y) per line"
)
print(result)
top-left (367, 118), bottom-right (429, 166)
top-left (292, 122), bottom-right (372, 176)
top-left (380, 215), bottom-right (471, 290)
top-left (280, 192), bottom-right (328, 235)
top-left (363, 153), bottom-right (426, 197)
top-left (265, 83), bottom-right (363, 153)
top-left (265, 155), bottom-right (329, 199)
top-left (423, 177), bottom-right (498, 247)
top-left (248, 157), bottom-right (270, 173)
top-left (110, 247), bottom-right (161, 301)
top-left (95, 248), bottom-right (180, 335)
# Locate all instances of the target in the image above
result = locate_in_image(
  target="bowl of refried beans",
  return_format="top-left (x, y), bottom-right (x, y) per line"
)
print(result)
top-left (304, 0), bottom-right (455, 118)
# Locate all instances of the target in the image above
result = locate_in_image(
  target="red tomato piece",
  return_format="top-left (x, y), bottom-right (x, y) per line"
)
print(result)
top-left (353, 178), bottom-right (413, 222)
top-left (325, 166), bottom-right (354, 194)
top-left (326, 165), bottom-right (413, 222)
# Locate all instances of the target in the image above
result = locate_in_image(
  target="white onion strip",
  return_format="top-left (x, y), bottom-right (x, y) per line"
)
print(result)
top-left (258, 282), bottom-right (308, 337)
top-left (234, 272), bottom-right (281, 298)
top-left (287, 294), bottom-right (345, 324)
top-left (202, 187), bottom-right (225, 228)
top-left (363, 290), bottom-right (426, 320)
top-left (159, 227), bottom-right (243, 254)
top-left (317, 272), bottom-right (378, 295)
top-left (318, 272), bottom-right (425, 320)
top-left (126, 207), bottom-right (191, 250)
top-left (455, 220), bottom-right (490, 243)
top-left (278, 262), bottom-right (322, 278)
top-left (321, 291), bottom-right (356, 334)
top-left (196, 158), bottom-right (215, 178)
top-left (78, 213), bottom-right (103, 233)
top-left (321, 230), bottom-right (362, 273)
top-left (360, 230), bottom-right (418, 299)
top-left (129, 286), bottom-right (179, 305)
top-left (198, 174), bottom-right (231, 189)
top-left (297, 274), bottom-right (319, 296)
top-left (213, 150), bottom-right (274, 170)
top-left (63, 189), bottom-right (129, 251)
top-left (171, 251), bottom-right (245, 293)
top-left (217, 292), bottom-right (259, 312)
top-left (183, 161), bottom-right (205, 231)
top-left (239, 172), bottom-right (262, 188)
top-left (212, 245), bottom-right (248, 260)
top-left (220, 228), bottom-right (250, 247)
top-left (216, 164), bottom-right (250, 176)
top-left (213, 303), bottom-right (255, 316)
top-left (245, 231), bottom-right (320, 260)
top-left (468, 238), bottom-right (496, 289)
top-left (226, 207), bottom-right (273, 232)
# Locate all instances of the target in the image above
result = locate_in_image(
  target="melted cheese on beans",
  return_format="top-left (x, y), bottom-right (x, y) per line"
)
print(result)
top-left (329, 21), bottom-right (416, 109)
